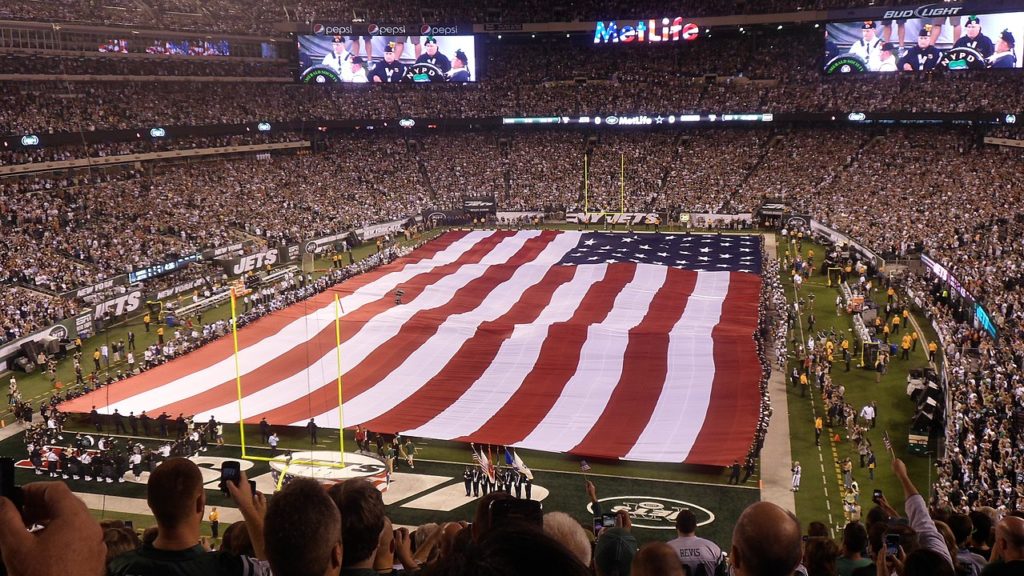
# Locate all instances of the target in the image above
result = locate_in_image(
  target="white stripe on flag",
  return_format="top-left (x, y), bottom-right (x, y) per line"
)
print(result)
top-left (308, 231), bottom-right (582, 427)
top-left (402, 264), bottom-right (608, 440)
top-left (104, 231), bottom-right (498, 416)
top-left (195, 231), bottom-right (541, 423)
top-left (624, 271), bottom-right (730, 462)
top-left (513, 263), bottom-right (669, 453)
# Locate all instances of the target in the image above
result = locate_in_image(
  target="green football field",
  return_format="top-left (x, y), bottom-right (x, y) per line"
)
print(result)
top-left (0, 227), bottom-right (935, 547)
top-left (777, 237), bottom-right (937, 534)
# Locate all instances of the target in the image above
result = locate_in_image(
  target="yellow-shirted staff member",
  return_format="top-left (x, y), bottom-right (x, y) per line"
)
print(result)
top-left (928, 340), bottom-right (938, 362)
top-left (209, 507), bottom-right (219, 540)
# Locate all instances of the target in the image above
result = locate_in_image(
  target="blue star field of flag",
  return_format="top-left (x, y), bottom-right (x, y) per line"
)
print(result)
top-left (556, 233), bottom-right (762, 274)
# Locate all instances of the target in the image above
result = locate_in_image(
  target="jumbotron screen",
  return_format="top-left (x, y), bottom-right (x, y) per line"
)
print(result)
top-left (298, 34), bottom-right (477, 83)
top-left (824, 11), bottom-right (1021, 73)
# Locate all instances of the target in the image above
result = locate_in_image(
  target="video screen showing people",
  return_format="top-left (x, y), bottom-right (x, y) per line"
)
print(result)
top-left (144, 40), bottom-right (231, 56)
top-left (98, 39), bottom-right (128, 53)
top-left (297, 34), bottom-right (477, 83)
top-left (824, 12), bottom-right (1021, 73)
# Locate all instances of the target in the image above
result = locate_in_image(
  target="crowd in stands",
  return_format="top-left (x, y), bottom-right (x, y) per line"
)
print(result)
top-left (0, 54), bottom-right (289, 78)
top-left (0, 29), bottom-right (1022, 137)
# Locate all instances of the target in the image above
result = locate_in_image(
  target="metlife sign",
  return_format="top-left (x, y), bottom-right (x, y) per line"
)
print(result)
top-left (594, 17), bottom-right (699, 44)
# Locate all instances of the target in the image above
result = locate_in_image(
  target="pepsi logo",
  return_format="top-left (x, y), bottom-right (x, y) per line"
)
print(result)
top-left (368, 24), bottom-right (379, 34)
top-left (421, 24), bottom-right (431, 35)
top-left (313, 23), bottom-right (324, 34)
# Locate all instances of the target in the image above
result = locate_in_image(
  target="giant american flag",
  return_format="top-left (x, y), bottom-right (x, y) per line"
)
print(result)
top-left (64, 230), bottom-right (763, 465)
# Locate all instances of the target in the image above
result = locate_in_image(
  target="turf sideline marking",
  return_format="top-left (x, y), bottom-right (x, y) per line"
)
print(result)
top-left (791, 269), bottom-right (837, 529)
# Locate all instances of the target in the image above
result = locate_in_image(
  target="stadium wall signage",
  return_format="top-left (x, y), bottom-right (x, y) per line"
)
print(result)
top-left (826, 1), bottom-right (1007, 22)
top-left (227, 249), bottom-right (280, 275)
top-left (92, 290), bottom-right (143, 321)
top-left (62, 275), bottom-right (129, 301)
top-left (586, 496), bottom-right (715, 530)
top-left (566, 212), bottom-right (662, 225)
top-left (204, 241), bottom-right (250, 260)
top-left (312, 22), bottom-right (469, 36)
top-left (882, 4), bottom-right (962, 20)
top-left (155, 277), bottom-right (210, 301)
top-left (302, 231), bottom-right (355, 255)
top-left (593, 18), bottom-right (699, 44)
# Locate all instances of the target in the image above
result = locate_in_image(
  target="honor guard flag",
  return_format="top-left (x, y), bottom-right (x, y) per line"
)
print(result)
top-left (472, 443), bottom-right (495, 483)
top-left (62, 230), bottom-right (763, 466)
top-left (505, 447), bottom-right (533, 480)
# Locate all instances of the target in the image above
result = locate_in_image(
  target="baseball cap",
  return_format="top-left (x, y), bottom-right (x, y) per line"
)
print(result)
top-left (1000, 29), bottom-right (1015, 47)
top-left (862, 21), bottom-right (874, 30)
top-left (594, 528), bottom-right (638, 576)
top-left (966, 15), bottom-right (981, 25)
top-left (455, 49), bottom-right (468, 65)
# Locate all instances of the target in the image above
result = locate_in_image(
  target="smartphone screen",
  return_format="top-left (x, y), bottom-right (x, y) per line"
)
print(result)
top-left (249, 479), bottom-right (257, 494)
top-left (885, 534), bottom-right (900, 556)
top-left (220, 461), bottom-right (241, 495)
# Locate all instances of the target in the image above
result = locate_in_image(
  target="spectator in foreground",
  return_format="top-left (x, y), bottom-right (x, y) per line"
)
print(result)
top-left (424, 526), bottom-right (591, 576)
top-left (837, 522), bottom-right (872, 576)
top-left (263, 478), bottom-right (342, 576)
top-left (667, 508), bottom-right (725, 576)
top-left (730, 502), bottom-right (802, 576)
top-left (983, 516), bottom-right (1024, 576)
top-left (542, 511), bottom-right (592, 568)
top-left (108, 457), bottom-right (270, 575)
top-left (632, 541), bottom-right (686, 576)
top-left (0, 481), bottom-right (107, 576)
top-left (327, 477), bottom-right (390, 575)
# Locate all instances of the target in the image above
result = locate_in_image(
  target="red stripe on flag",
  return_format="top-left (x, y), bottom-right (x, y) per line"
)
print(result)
top-left (142, 231), bottom-right (515, 420)
top-left (684, 271), bottom-right (763, 465)
top-left (568, 267), bottom-right (699, 459)
top-left (61, 230), bottom-right (471, 414)
top-left (252, 231), bottom-right (561, 426)
top-left (459, 263), bottom-right (638, 447)
top-left (362, 263), bottom-right (579, 433)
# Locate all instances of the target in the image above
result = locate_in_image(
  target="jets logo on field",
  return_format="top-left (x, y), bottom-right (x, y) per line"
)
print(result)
top-left (587, 496), bottom-right (715, 530)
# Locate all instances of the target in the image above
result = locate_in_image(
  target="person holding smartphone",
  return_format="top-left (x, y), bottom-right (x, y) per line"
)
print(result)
top-left (108, 458), bottom-right (271, 575)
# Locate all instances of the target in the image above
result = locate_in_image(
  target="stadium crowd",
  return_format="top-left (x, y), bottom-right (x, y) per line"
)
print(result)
top-left (0, 0), bottom-right (932, 35)
top-left (1, 2), bottom-right (1024, 572)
